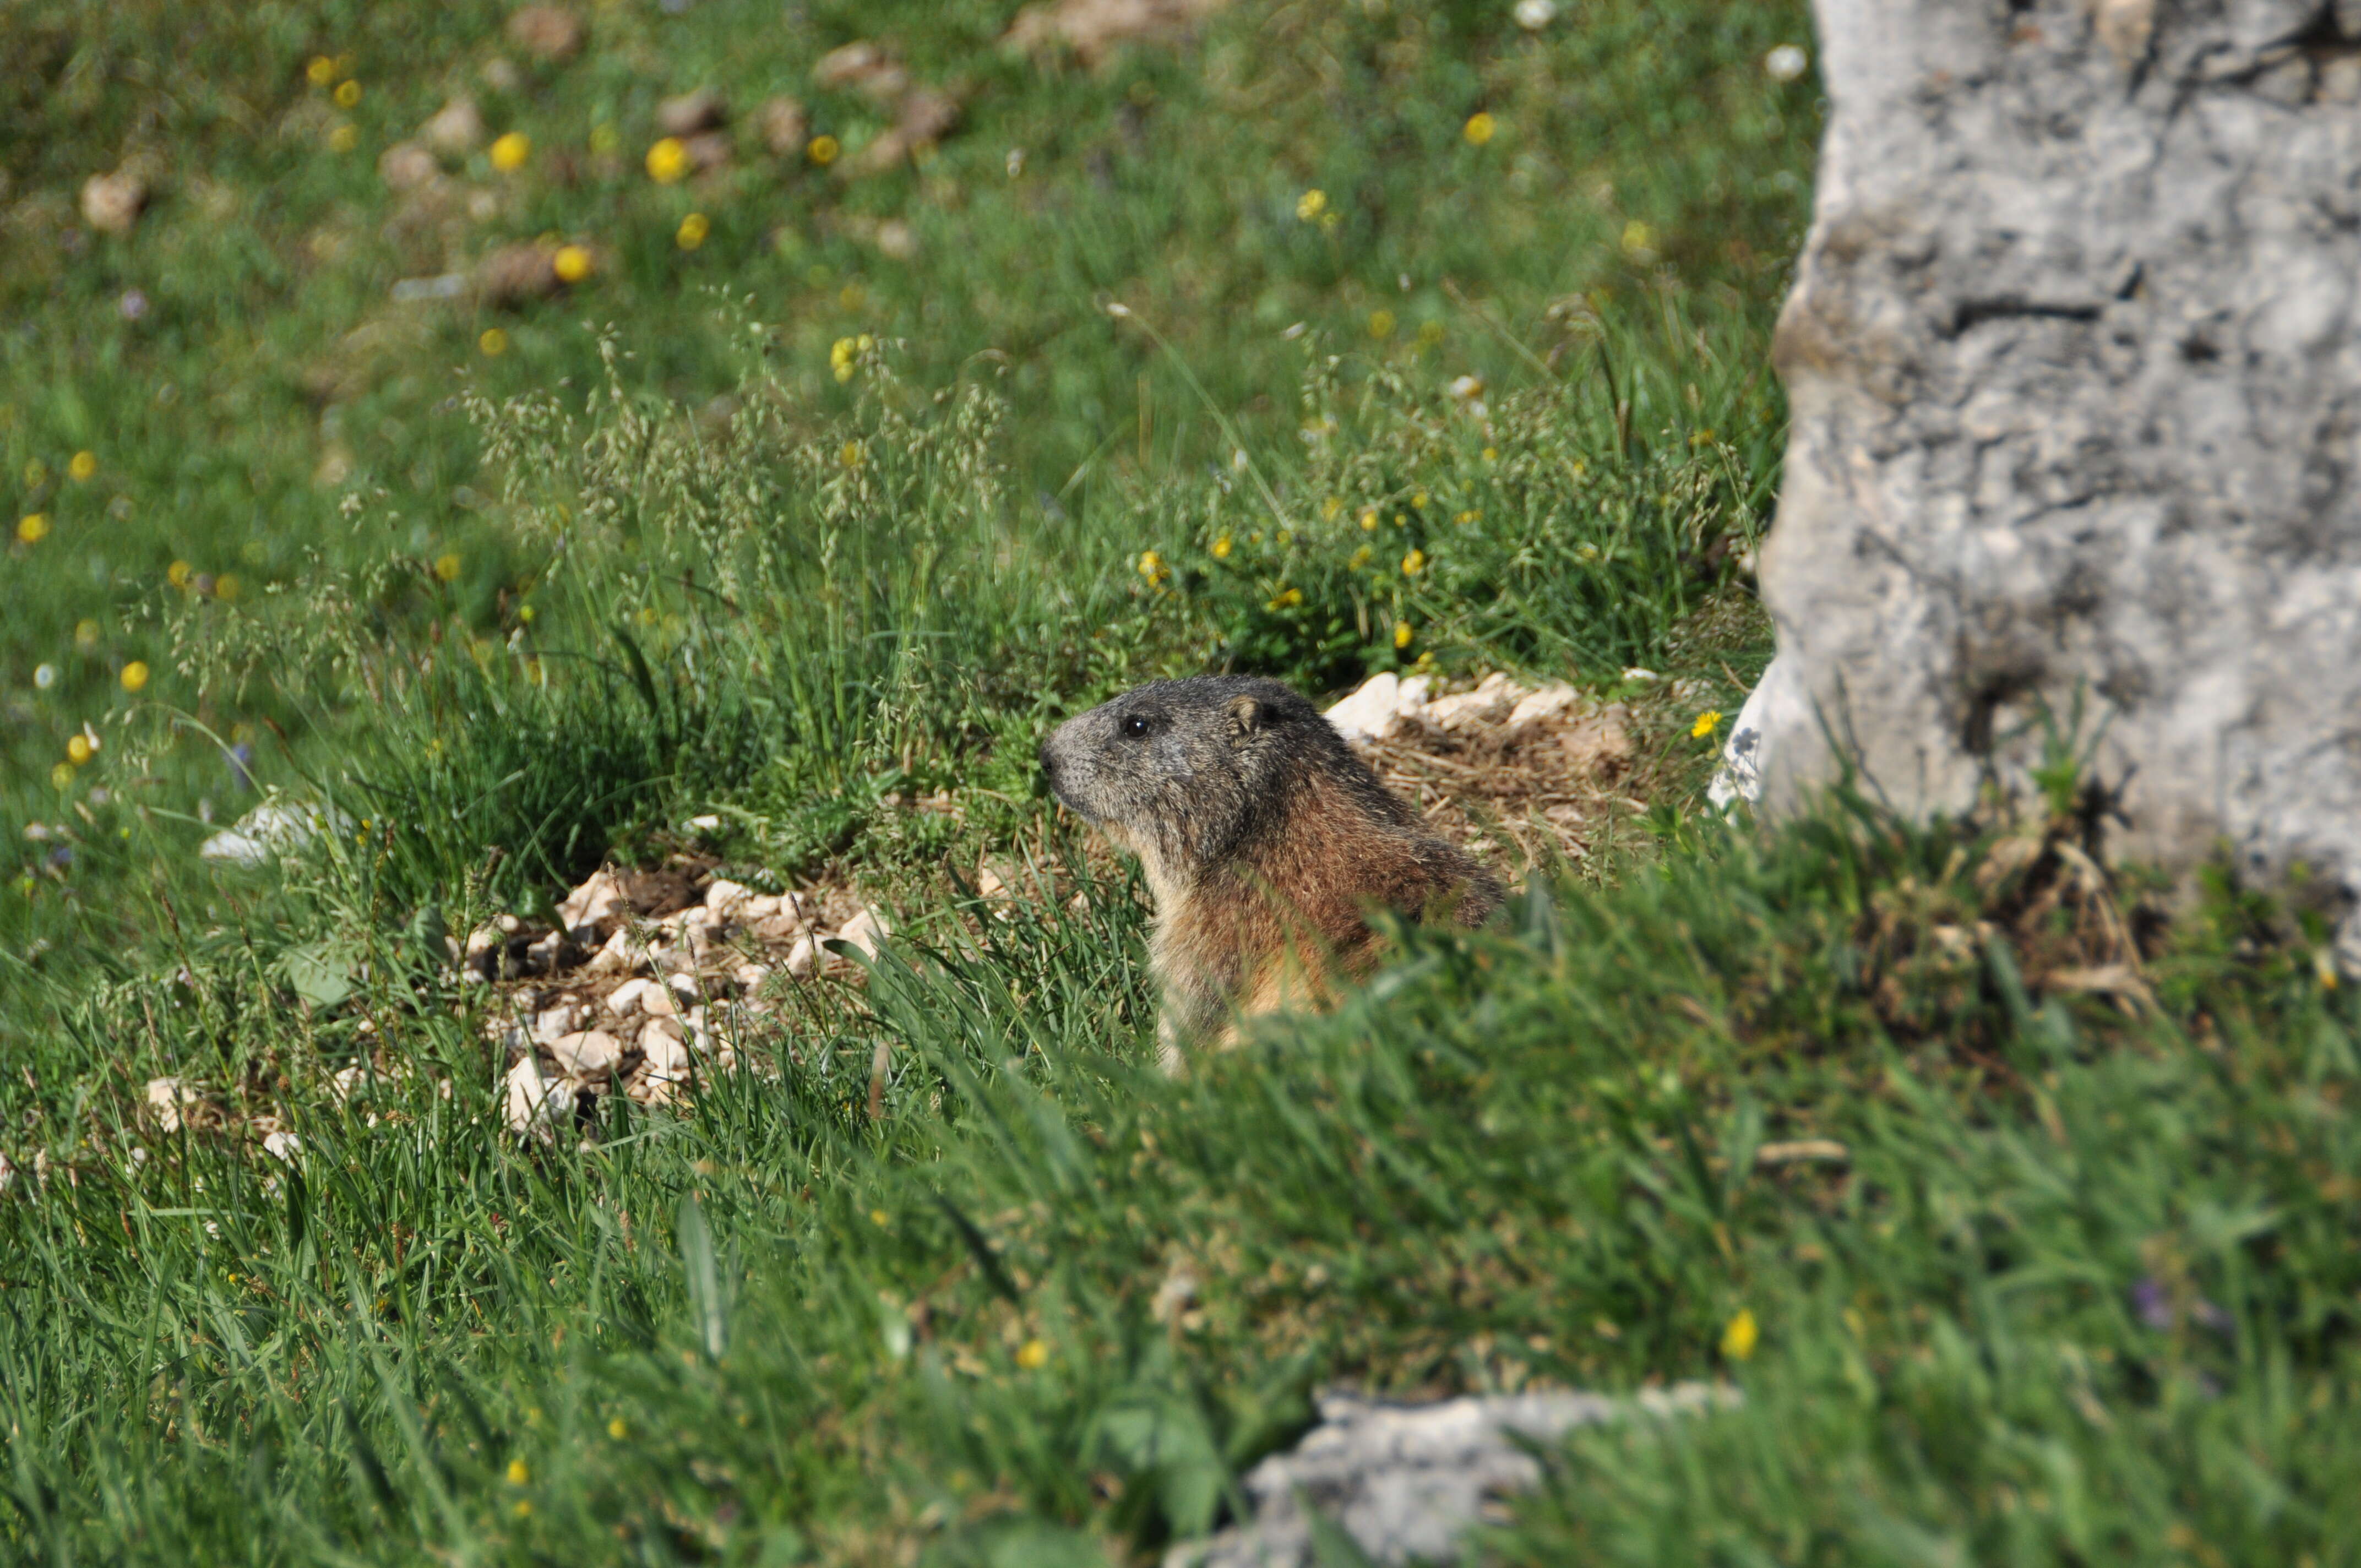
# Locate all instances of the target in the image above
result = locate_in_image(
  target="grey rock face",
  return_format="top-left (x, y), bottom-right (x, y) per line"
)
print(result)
top-left (1756, 0), bottom-right (2361, 948)
top-left (1167, 1384), bottom-right (1728, 1568)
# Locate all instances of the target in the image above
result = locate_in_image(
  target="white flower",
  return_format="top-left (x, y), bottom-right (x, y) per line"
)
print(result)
top-left (33, 663), bottom-right (56, 690)
top-left (1765, 45), bottom-right (1810, 82)
top-left (1514, 0), bottom-right (1557, 29)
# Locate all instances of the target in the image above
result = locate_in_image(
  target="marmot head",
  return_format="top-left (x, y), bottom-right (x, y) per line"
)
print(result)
top-left (1041, 676), bottom-right (1366, 884)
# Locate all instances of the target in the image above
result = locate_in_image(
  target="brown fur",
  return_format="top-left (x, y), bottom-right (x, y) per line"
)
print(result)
top-left (1041, 677), bottom-right (1501, 1069)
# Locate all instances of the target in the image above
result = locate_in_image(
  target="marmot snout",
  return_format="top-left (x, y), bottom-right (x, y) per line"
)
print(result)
top-left (1042, 676), bottom-right (1501, 1067)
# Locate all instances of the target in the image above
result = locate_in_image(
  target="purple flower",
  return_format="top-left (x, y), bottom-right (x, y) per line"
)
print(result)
top-left (119, 289), bottom-right (150, 322)
top-left (2131, 1277), bottom-right (2172, 1330)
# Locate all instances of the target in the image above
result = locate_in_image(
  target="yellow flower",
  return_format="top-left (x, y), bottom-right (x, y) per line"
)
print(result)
top-left (1276, 529), bottom-right (1293, 546)
top-left (1394, 620), bottom-right (1413, 649)
top-left (1454, 510), bottom-right (1477, 525)
top-left (1464, 111), bottom-right (1497, 146)
top-left (512, 1500), bottom-right (531, 1518)
top-left (1296, 189), bottom-right (1327, 221)
top-left (506, 1458), bottom-right (529, 1486)
top-left (306, 55), bottom-right (337, 87)
top-left (434, 552), bottom-right (462, 582)
top-left (490, 132), bottom-right (531, 172)
top-left (68, 451), bottom-right (97, 482)
top-left (16, 513), bottom-right (48, 545)
top-left (1401, 548), bottom-right (1426, 576)
top-left (1691, 709), bottom-right (1722, 739)
top-left (329, 123), bottom-right (359, 153)
top-left (1482, 445), bottom-right (1499, 461)
top-left (1267, 587), bottom-right (1303, 610)
top-left (553, 244), bottom-right (592, 283)
top-left (645, 138), bottom-right (690, 183)
top-left (1359, 507), bottom-right (1379, 532)
top-left (334, 79), bottom-right (362, 109)
top-left (1418, 319), bottom-right (1446, 347)
top-left (830, 336), bottom-right (857, 381)
top-left (1721, 1308), bottom-right (1759, 1362)
top-left (607, 1417), bottom-right (627, 1439)
top-left (216, 574), bottom-right (241, 603)
top-left (807, 134), bottom-right (840, 166)
top-left (167, 559), bottom-right (192, 589)
top-left (1015, 1338), bottom-right (1049, 1370)
top-left (23, 459), bottom-right (46, 486)
top-left (839, 440), bottom-right (863, 468)
top-left (479, 328), bottom-right (508, 357)
top-left (48, 763), bottom-right (73, 790)
top-left (74, 619), bottom-right (98, 648)
top-left (518, 603), bottom-right (536, 624)
top-left (1689, 428), bottom-right (1717, 447)
top-left (676, 212), bottom-right (710, 250)
top-left (1136, 549), bottom-right (1165, 582)
top-left (1210, 533), bottom-right (1232, 559)
top-left (1411, 489), bottom-right (1429, 509)
top-left (869, 1208), bottom-right (890, 1227)
top-left (1620, 220), bottom-right (1654, 258)
top-left (1367, 308), bottom-right (1397, 341)
top-left (121, 661), bottom-right (149, 693)
top-left (1320, 496), bottom-right (1343, 521)
top-left (1349, 545), bottom-right (1372, 569)
top-left (67, 735), bottom-right (93, 765)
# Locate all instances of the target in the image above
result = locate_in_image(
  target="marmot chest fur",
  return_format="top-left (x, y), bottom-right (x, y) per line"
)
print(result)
top-left (1041, 676), bottom-right (1501, 1066)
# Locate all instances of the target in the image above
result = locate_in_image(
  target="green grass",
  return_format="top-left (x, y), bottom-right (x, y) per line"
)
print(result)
top-left (9, 3), bottom-right (2353, 1565)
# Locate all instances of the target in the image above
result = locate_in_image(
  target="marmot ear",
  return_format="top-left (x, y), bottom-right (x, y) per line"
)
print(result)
top-left (1226, 694), bottom-right (1266, 745)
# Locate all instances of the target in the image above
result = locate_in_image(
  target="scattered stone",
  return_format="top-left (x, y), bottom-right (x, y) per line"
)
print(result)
top-left (680, 130), bottom-right (733, 173)
top-left (145, 1077), bottom-right (194, 1134)
top-left (379, 141), bottom-right (442, 192)
top-left (704, 878), bottom-right (753, 917)
top-left (533, 1003), bottom-right (579, 1044)
top-left (389, 272), bottom-right (468, 302)
top-left (262, 1129), bottom-right (303, 1163)
top-left (583, 925), bottom-right (652, 976)
top-left (1004, 0), bottom-right (1233, 63)
top-left (785, 933), bottom-right (821, 977)
top-left (421, 96), bottom-right (486, 156)
top-left (479, 56), bottom-right (523, 93)
top-left (1424, 671), bottom-right (1521, 731)
top-left (814, 40), bottom-right (907, 101)
top-left (834, 907), bottom-right (888, 960)
top-left (505, 5), bottom-right (584, 61)
top-left (503, 1054), bottom-right (568, 1138)
top-left (605, 977), bottom-right (655, 1017)
top-left (854, 89), bottom-right (961, 175)
top-left (1170, 1384), bottom-right (1731, 1567)
top-left (547, 1028), bottom-right (623, 1080)
top-left (754, 96), bottom-right (809, 156)
top-left (1323, 671), bottom-right (1432, 745)
top-left (475, 243), bottom-right (561, 306)
top-left (656, 88), bottom-right (728, 137)
top-left (80, 168), bottom-right (148, 236)
top-left (198, 802), bottom-right (353, 867)
top-left (558, 868), bottom-right (627, 938)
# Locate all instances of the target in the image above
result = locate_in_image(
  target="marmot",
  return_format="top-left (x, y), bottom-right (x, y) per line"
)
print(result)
top-left (1041, 676), bottom-right (1502, 1069)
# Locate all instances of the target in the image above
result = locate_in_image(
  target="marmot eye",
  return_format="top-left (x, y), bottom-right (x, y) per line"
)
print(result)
top-left (1123, 714), bottom-right (1151, 738)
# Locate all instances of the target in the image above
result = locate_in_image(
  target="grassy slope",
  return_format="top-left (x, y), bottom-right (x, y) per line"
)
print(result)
top-left (7, 3), bottom-right (2357, 1566)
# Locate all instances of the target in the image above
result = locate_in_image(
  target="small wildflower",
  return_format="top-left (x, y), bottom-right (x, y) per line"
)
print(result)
top-left (506, 1459), bottom-right (530, 1486)
top-left (645, 138), bottom-right (690, 183)
top-left (1455, 509), bottom-right (1479, 525)
top-left (74, 620), bottom-right (98, 648)
top-left (1367, 308), bottom-right (1396, 341)
top-left (1620, 220), bottom-right (1654, 258)
top-left (68, 451), bottom-right (96, 481)
top-left (676, 212), bottom-right (710, 250)
top-left (512, 1500), bottom-right (531, 1518)
top-left (17, 513), bottom-right (48, 545)
top-left (1275, 529), bottom-right (1293, 546)
top-left (1268, 586), bottom-right (1303, 609)
top-left (67, 734), bottom-right (94, 765)
top-left (1210, 534), bottom-right (1232, 559)
top-left (48, 763), bottom-right (72, 790)
top-left (306, 55), bottom-right (337, 87)
top-left (434, 553), bottom-right (462, 582)
top-left (830, 336), bottom-right (858, 382)
top-left (608, 1417), bottom-right (627, 1439)
top-left (870, 1208), bottom-right (890, 1227)
top-left (1295, 189), bottom-right (1327, 221)
top-left (1394, 620), bottom-right (1413, 649)
top-left (518, 603), bottom-right (536, 624)
top-left (1015, 1338), bottom-right (1049, 1370)
top-left (552, 244), bottom-right (591, 283)
top-left (1137, 549), bottom-right (1167, 584)
top-left (490, 131), bottom-right (531, 171)
top-left (1401, 548), bottom-right (1426, 576)
top-left (1689, 428), bottom-right (1717, 447)
top-left (1417, 319), bottom-right (1446, 347)
top-left (1463, 111), bottom-right (1497, 146)
top-left (1514, 0), bottom-right (1558, 27)
top-left (167, 560), bottom-right (192, 589)
top-left (216, 574), bottom-right (241, 603)
top-left (1721, 1308), bottom-right (1759, 1361)
top-left (1320, 496), bottom-right (1343, 521)
top-left (839, 440), bottom-right (863, 468)
top-left (1765, 44), bottom-right (1810, 82)
top-left (121, 661), bottom-right (149, 693)
top-left (480, 328), bottom-right (509, 357)
top-left (1482, 445), bottom-right (1499, 461)
top-left (1350, 545), bottom-right (1372, 569)
top-left (807, 134), bottom-right (840, 166)
top-left (329, 123), bottom-right (359, 153)
top-left (1411, 489), bottom-right (1429, 509)
top-left (334, 79), bottom-right (362, 108)
top-left (1359, 507), bottom-right (1380, 532)
top-left (1449, 374), bottom-right (1484, 401)
top-left (1691, 710), bottom-right (1722, 739)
